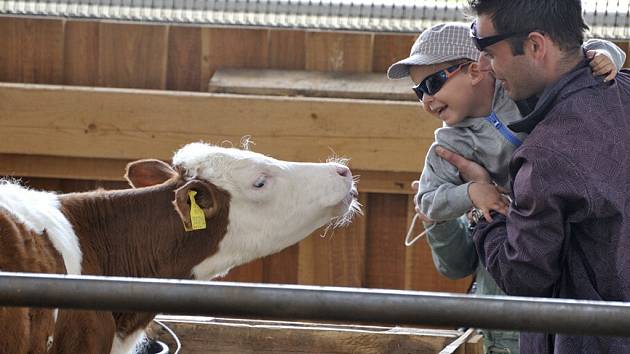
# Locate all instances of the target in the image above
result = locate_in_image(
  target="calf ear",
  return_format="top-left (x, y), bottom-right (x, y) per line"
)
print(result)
top-left (173, 180), bottom-right (219, 230)
top-left (125, 159), bottom-right (178, 188)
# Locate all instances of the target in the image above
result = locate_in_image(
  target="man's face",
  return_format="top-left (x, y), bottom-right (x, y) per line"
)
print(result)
top-left (475, 15), bottom-right (539, 101)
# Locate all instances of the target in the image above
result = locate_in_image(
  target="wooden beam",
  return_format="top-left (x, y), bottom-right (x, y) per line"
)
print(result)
top-left (0, 154), bottom-right (129, 181)
top-left (0, 154), bottom-right (419, 194)
top-left (152, 315), bottom-right (480, 354)
top-left (0, 83), bottom-right (439, 173)
top-left (208, 69), bottom-right (416, 101)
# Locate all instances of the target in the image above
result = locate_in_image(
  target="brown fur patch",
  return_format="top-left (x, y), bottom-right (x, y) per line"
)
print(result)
top-left (54, 179), bottom-right (231, 352)
top-left (0, 172), bottom-right (232, 353)
top-left (0, 210), bottom-right (66, 353)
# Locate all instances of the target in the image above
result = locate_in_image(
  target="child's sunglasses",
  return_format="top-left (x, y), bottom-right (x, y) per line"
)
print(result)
top-left (412, 62), bottom-right (471, 101)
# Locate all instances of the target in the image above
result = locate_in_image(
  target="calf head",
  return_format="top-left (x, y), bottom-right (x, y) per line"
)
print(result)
top-left (126, 142), bottom-right (360, 279)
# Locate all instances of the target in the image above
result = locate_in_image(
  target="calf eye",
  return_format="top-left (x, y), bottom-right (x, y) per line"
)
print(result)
top-left (253, 176), bottom-right (266, 188)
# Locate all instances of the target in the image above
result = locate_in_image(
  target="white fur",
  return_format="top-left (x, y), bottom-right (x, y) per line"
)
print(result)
top-left (173, 142), bottom-right (359, 280)
top-left (46, 335), bottom-right (54, 352)
top-left (0, 181), bottom-right (82, 275)
top-left (110, 329), bottom-right (146, 354)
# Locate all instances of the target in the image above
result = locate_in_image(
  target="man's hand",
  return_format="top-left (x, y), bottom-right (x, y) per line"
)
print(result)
top-left (435, 146), bottom-right (491, 184)
top-left (587, 50), bottom-right (619, 82)
top-left (468, 182), bottom-right (510, 222)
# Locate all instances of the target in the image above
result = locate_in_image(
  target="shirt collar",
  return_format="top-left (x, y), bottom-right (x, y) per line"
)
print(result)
top-left (508, 58), bottom-right (602, 134)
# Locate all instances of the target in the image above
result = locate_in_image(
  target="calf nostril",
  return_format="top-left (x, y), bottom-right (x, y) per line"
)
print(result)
top-left (336, 165), bottom-right (350, 177)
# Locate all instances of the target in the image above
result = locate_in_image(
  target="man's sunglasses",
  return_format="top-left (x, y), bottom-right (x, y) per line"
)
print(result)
top-left (412, 62), bottom-right (471, 101)
top-left (469, 20), bottom-right (529, 51)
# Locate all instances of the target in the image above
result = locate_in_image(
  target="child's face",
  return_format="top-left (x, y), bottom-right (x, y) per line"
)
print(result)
top-left (409, 63), bottom-right (479, 126)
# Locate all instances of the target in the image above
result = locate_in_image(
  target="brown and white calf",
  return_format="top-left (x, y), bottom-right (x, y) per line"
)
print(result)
top-left (0, 142), bottom-right (360, 354)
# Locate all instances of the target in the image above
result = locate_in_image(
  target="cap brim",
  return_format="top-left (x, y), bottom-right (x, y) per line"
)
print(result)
top-left (386, 53), bottom-right (472, 79)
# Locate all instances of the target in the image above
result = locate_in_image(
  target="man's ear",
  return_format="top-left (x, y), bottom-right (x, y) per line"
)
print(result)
top-left (125, 159), bottom-right (179, 188)
top-left (173, 179), bottom-right (219, 230)
top-left (525, 32), bottom-right (547, 60)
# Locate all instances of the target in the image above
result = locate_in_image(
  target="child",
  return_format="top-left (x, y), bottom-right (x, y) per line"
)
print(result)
top-left (387, 22), bottom-right (625, 354)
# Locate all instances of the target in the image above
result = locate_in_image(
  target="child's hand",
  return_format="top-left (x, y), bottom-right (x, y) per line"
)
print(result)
top-left (587, 50), bottom-right (619, 82)
top-left (411, 180), bottom-right (435, 224)
top-left (468, 182), bottom-right (510, 222)
top-left (411, 180), bottom-right (422, 214)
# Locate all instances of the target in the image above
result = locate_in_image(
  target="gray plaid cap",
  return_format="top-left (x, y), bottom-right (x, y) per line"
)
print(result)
top-left (387, 23), bottom-right (481, 79)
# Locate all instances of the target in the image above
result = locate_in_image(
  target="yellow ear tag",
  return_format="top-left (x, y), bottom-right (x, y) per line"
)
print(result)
top-left (186, 190), bottom-right (207, 232)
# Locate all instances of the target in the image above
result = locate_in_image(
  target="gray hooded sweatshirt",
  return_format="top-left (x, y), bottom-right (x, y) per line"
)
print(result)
top-left (417, 80), bottom-right (525, 221)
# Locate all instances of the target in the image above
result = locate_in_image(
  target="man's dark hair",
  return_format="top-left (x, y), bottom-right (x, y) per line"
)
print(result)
top-left (468, 0), bottom-right (588, 55)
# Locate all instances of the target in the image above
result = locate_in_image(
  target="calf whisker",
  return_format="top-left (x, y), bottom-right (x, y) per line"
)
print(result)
top-left (320, 198), bottom-right (363, 238)
top-left (240, 135), bottom-right (255, 150)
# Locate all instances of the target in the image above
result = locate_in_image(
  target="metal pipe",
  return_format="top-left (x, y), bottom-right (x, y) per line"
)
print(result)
top-left (0, 0), bottom-right (628, 39)
top-left (1, 272), bottom-right (630, 337)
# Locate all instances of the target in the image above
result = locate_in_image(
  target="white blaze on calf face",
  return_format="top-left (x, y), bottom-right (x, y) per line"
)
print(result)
top-left (172, 143), bottom-right (359, 279)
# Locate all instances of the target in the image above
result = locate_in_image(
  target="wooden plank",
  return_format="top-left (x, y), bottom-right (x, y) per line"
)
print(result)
top-left (613, 40), bottom-right (629, 67)
top-left (365, 193), bottom-right (408, 289)
top-left (268, 30), bottom-right (306, 70)
top-left (263, 244), bottom-right (299, 284)
top-left (372, 33), bottom-right (417, 74)
top-left (464, 334), bottom-right (485, 354)
top-left (0, 83), bottom-right (438, 173)
top-left (201, 28), bottom-right (270, 91)
top-left (166, 25), bottom-right (202, 91)
top-left (0, 16), bottom-right (65, 84)
top-left (208, 69), bottom-right (416, 101)
top-left (64, 20), bottom-right (100, 86)
top-left (22, 177), bottom-right (128, 194)
top-left (0, 128), bottom-right (430, 175)
top-left (0, 154), bottom-right (420, 195)
top-left (404, 197), bottom-right (473, 293)
top-left (305, 31), bottom-right (374, 72)
top-left (0, 84), bottom-right (434, 138)
top-left (356, 170), bottom-right (418, 194)
top-left (0, 154), bottom-right (130, 181)
top-left (297, 193), bottom-right (367, 287)
top-left (152, 316), bottom-right (470, 354)
top-left (97, 22), bottom-right (169, 89)
top-left (216, 259), bottom-right (264, 284)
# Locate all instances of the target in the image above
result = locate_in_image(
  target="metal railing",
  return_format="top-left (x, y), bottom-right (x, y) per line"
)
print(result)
top-left (1, 271), bottom-right (630, 336)
top-left (0, 0), bottom-right (629, 39)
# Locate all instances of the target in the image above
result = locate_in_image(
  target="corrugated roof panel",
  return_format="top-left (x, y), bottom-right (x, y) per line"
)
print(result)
top-left (1, 0), bottom-right (628, 39)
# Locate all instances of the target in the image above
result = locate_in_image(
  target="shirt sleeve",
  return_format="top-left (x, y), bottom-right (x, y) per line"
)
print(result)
top-left (418, 144), bottom-right (474, 221)
top-left (425, 216), bottom-right (478, 279)
top-left (583, 39), bottom-right (627, 71)
top-left (472, 146), bottom-right (591, 297)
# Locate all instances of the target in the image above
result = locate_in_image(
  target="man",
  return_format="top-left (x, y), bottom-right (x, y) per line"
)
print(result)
top-left (435, 0), bottom-right (630, 353)
top-left (388, 21), bottom-right (623, 353)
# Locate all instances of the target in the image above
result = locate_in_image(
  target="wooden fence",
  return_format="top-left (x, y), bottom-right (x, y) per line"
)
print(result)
top-left (1, 15), bottom-right (628, 296)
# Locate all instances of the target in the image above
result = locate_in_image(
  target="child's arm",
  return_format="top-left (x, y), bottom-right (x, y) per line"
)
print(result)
top-left (411, 180), bottom-right (478, 279)
top-left (583, 39), bottom-right (626, 81)
top-left (417, 144), bottom-right (475, 221)
top-left (425, 217), bottom-right (479, 279)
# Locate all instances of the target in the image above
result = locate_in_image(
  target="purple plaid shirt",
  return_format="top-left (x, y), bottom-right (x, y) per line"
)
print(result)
top-left (473, 60), bottom-right (630, 354)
